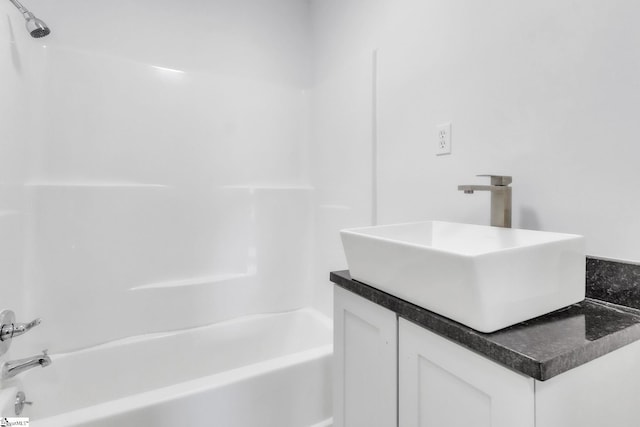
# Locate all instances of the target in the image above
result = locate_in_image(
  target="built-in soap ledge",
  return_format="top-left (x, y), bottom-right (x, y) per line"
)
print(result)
top-left (221, 184), bottom-right (314, 191)
top-left (23, 182), bottom-right (171, 189)
top-left (129, 272), bottom-right (254, 291)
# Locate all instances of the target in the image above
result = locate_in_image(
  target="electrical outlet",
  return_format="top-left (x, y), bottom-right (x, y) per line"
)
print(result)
top-left (436, 122), bottom-right (452, 156)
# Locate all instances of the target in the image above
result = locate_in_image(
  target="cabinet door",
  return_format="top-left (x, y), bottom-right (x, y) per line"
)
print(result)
top-left (535, 337), bottom-right (640, 427)
top-left (399, 319), bottom-right (534, 427)
top-left (334, 286), bottom-right (397, 427)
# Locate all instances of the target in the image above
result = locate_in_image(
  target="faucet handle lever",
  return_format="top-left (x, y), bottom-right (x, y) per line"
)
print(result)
top-left (0, 310), bottom-right (42, 342)
top-left (476, 174), bottom-right (512, 186)
top-left (0, 310), bottom-right (43, 357)
top-left (10, 318), bottom-right (42, 339)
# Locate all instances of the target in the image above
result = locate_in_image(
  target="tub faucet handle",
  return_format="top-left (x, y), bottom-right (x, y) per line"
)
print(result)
top-left (0, 314), bottom-right (41, 341)
top-left (0, 310), bottom-right (43, 356)
top-left (10, 317), bottom-right (42, 339)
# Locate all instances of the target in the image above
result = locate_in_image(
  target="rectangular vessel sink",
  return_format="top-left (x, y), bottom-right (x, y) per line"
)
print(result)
top-left (341, 221), bottom-right (585, 333)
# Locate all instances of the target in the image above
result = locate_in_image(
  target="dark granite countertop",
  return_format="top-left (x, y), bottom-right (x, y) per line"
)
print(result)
top-left (330, 269), bottom-right (640, 381)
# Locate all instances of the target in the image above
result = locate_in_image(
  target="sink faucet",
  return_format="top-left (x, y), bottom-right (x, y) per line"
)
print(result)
top-left (458, 175), bottom-right (512, 228)
top-left (1, 350), bottom-right (51, 380)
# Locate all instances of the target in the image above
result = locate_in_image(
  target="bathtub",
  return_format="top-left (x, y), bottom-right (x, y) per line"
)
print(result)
top-left (8, 309), bottom-right (332, 427)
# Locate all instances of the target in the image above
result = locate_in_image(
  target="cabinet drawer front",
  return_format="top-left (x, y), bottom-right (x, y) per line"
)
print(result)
top-left (399, 319), bottom-right (534, 427)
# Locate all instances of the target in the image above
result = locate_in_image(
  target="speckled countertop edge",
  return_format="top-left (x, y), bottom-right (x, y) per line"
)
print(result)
top-left (330, 269), bottom-right (640, 381)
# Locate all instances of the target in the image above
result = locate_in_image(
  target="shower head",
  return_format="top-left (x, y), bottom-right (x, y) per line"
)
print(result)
top-left (24, 13), bottom-right (49, 38)
top-left (7, 0), bottom-right (50, 38)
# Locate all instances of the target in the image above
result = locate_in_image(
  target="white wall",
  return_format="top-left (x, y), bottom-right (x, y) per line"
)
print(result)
top-left (312, 0), bottom-right (640, 263)
top-left (2, 0), bottom-right (315, 354)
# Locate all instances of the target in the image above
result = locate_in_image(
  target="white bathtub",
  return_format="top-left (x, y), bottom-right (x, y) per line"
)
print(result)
top-left (10, 309), bottom-right (332, 427)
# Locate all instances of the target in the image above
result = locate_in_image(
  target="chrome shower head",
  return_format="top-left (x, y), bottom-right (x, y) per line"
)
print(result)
top-left (8, 0), bottom-right (50, 38)
top-left (24, 13), bottom-right (50, 38)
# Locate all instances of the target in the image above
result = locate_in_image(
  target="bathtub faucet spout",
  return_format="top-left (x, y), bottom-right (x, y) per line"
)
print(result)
top-left (1, 350), bottom-right (51, 380)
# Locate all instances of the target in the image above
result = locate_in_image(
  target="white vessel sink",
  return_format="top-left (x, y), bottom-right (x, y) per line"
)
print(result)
top-left (341, 221), bottom-right (585, 333)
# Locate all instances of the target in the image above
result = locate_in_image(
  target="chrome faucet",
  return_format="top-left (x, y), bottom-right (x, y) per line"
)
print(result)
top-left (1, 350), bottom-right (51, 380)
top-left (458, 175), bottom-right (512, 228)
top-left (0, 310), bottom-right (43, 357)
top-left (0, 317), bottom-right (41, 342)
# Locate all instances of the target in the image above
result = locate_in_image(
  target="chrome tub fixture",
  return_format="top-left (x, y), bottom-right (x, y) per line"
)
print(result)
top-left (1, 349), bottom-right (51, 380)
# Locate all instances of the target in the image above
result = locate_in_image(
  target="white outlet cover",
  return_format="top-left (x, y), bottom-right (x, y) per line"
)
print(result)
top-left (436, 122), bottom-right (452, 156)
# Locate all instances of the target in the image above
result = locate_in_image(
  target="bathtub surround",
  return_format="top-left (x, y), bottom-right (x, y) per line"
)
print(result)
top-left (1, 0), bottom-right (320, 355)
top-left (0, 1), bottom-right (35, 323)
top-left (0, 0), bottom-right (334, 424)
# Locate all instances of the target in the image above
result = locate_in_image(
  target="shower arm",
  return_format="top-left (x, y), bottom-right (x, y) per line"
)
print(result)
top-left (6, 0), bottom-right (50, 38)
top-left (8, 0), bottom-right (33, 17)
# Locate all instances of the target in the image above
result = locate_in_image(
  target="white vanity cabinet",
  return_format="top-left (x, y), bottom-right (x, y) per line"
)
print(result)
top-left (399, 319), bottom-right (534, 427)
top-left (333, 286), bottom-right (397, 427)
top-left (335, 286), bottom-right (640, 427)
